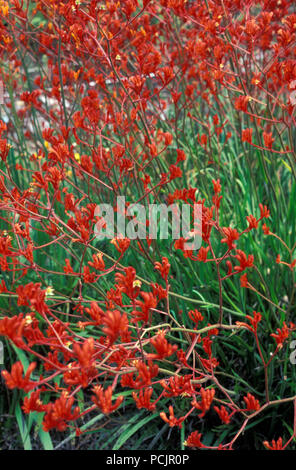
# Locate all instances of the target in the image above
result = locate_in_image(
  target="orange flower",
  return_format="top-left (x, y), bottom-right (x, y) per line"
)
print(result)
top-left (2, 361), bottom-right (36, 392)
top-left (243, 393), bottom-right (260, 411)
top-left (184, 431), bottom-right (203, 448)
top-left (92, 385), bottom-right (123, 414)
top-left (263, 437), bottom-right (284, 450)
top-left (192, 387), bottom-right (215, 418)
top-left (160, 405), bottom-right (183, 428)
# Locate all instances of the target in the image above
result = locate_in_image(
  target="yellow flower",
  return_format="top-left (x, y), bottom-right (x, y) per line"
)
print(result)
top-left (24, 315), bottom-right (33, 326)
top-left (133, 280), bottom-right (142, 288)
top-left (45, 286), bottom-right (54, 297)
top-left (74, 152), bottom-right (81, 163)
top-left (0, 1), bottom-right (9, 16)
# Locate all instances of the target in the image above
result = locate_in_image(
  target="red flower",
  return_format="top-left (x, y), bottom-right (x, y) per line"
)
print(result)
top-left (221, 227), bottom-right (239, 249)
top-left (16, 282), bottom-right (49, 314)
top-left (110, 238), bottom-right (130, 253)
top-left (132, 388), bottom-right (156, 411)
top-left (214, 405), bottom-right (231, 424)
top-left (63, 258), bottom-right (74, 274)
top-left (188, 309), bottom-right (204, 325)
top-left (83, 266), bottom-right (96, 283)
top-left (235, 95), bottom-right (250, 112)
top-left (73, 337), bottom-right (95, 369)
top-left (192, 387), bottom-right (215, 418)
top-left (234, 250), bottom-right (254, 272)
top-left (160, 375), bottom-right (194, 397)
top-left (270, 323), bottom-right (290, 346)
top-left (115, 267), bottom-right (139, 299)
top-left (160, 405), bottom-right (183, 428)
top-left (133, 291), bottom-right (157, 323)
top-left (103, 310), bottom-right (129, 344)
top-left (243, 393), bottom-right (260, 411)
top-left (92, 386), bottom-right (123, 414)
top-left (176, 149), bottom-right (186, 163)
top-left (212, 178), bottom-right (221, 194)
top-left (154, 257), bottom-right (170, 280)
top-left (184, 431), bottom-right (203, 448)
top-left (240, 273), bottom-right (249, 287)
top-left (147, 332), bottom-right (178, 360)
top-left (169, 164), bottom-right (182, 181)
top-left (88, 253), bottom-right (105, 271)
top-left (196, 246), bottom-right (210, 262)
top-left (0, 314), bottom-right (26, 347)
top-left (263, 437), bottom-right (284, 450)
top-left (134, 361), bottom-right (159, 388)
top-left (42, 392), bottom-right (80, 432)
top-left (23, 390), bottom-right (47, 414)
top-left (242, 128), bottom-right (253, 144)
top-left (2, 361), bottom-right (36, 392)
top-left (259, 203), bottom-right (270, 219)
top-left (263, 132), bottom-right (274, 149)
top-left (246, 214), bottom-right (258, 230)
top-left (236, 311), bottom-right (262, 332)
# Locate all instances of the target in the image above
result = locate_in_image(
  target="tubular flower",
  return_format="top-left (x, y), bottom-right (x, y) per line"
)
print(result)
top-left (192, 387), bottom-right (215, 418)
top-left (160, 375), bottom-right (194, 397)
top-left (184, 431), bottom-right (204, 448)
top-left (147, 332), bottom-right (178, 360)
top-left (133, 291), bottom-right (158, 323)
top-left (234, 250), bottom-right (254, 272)
top-left (236, 311), bottom-right (262, 332)
top-left (22, 390), bottom-right (47, 414)
top-left (42, 392), bottom-right (80, 432)
top-left (0, 314), bottom-right (26, 347)
top-left (103, 310), bottom-right (129, 344)
top-left (2, 361), bottom-right (36, 392)
top-left (159, 405), bottom-right (183, 428)
top-left (154, 257), bottom-right (170, 280)
top-left (132, 388), bottom-right (156, 411)
top-left (73, 337), bottom-right (95, 369)
top-left (214, 405), bottom-right (231, 424)
top-left (188, 309), bottom-right (204, 325)
top-left (263, 438), bottom-right (284, 450)
top-left (221, 227), bottom-right (240, 250)
top-left (270, 323), bottom-right (290, 346)
top-left (243, 393), bottom-right (260, 412)
top-left (134, 361), bottom-right (159, 388)
top-left (92, 385), bottom-right (124, 414)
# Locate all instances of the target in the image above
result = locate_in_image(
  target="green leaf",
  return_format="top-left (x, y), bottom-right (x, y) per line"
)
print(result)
top-left (15, 402), bottom-right (32, 450)
top-left (113, 413), bottom-right (159, 450)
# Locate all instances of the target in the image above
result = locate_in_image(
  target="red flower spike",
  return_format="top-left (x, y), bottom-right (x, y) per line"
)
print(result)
top-left (221, 227), bottom-right (239, 250)
top-left (214, 405), bottom-right (231, 424)
top-left (188, 309), bottom-right (204, 325)
top-left (154, 257), bottom-right (170, 280)
top-left (263, 438), bottom-right (284, 450)
top-left (42, 392), bottom-right (80, 432)
top-left (236, 311), bottom-right (262, 333)
top-left (270, 323), bottom-right (290, 346)
top-left (103, 310), bottom-right (129, 344)
top-left (147, 332), bottom-right (178, 360)
top-left (92, 386), bottom-right (124, 414)
top-left (2, 361), bottom-right (36, 392)
top-left (192, 387), bottom-right (215, 418)
top-left (159, 405), bottom-right (183, 428)
top-left (243, 393), bottom-right (260, 411)
top-left (22, 390), bottom-right (47, 414)
top-left (132, 388), bottom-right (156, 411)
top-left (184, 431), bottom-right (204, 448)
